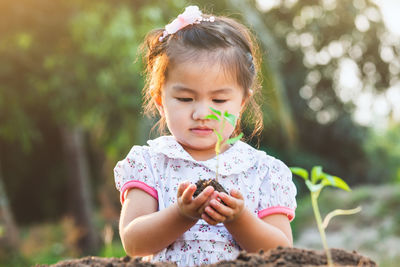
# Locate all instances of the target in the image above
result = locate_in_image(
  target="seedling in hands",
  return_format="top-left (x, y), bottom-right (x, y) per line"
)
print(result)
top-left (204, 107), bottom-right (243, 181)
top-left (290, 166), bottom-right (361, 267)
top-left (193, 107), bottom-right (243, 198)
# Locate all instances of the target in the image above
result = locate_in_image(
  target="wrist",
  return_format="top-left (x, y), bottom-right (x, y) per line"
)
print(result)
top-left (174, 202), bottom-right (199, 223)
top-left (224, 206), bottom-right (246, 226)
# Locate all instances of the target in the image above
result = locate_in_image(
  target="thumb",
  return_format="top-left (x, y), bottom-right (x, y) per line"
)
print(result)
top-left (177, 181), bottom-right (190, 198)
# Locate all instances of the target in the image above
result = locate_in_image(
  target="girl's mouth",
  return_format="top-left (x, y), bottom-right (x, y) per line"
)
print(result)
top-left (190, 127), bottom-right (213, 135)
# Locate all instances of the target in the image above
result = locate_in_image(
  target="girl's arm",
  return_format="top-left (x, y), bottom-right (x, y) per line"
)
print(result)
top-left (119, 183), bottom-right (214, 256)
top-left (225, 210), bottom-right (292, 252)
top-left (202, 190), bottom-right (292, 252)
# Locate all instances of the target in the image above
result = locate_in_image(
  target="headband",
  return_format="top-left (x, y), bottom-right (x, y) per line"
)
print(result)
top-left (159, 6), bottom-right (215, 42)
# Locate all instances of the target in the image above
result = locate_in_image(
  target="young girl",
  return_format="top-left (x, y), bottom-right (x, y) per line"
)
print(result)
top-left (114, 6), bottom-right (297, 266)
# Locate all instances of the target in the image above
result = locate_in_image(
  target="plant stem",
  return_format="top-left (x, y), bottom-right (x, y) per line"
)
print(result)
top-left (311, 192), bottom-right (333, 267)
top-left (215, 153), bottom-right (219, 182)
top-left (215, 117), bottom-right (226, 182)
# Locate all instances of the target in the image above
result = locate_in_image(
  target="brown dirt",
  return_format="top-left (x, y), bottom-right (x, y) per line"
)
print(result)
top-left (210, 247), bottom-right (377, 266)
top-left (193, 179), bottom-right (228, 198)
top-left (41, 246), bottom-right (376, 266)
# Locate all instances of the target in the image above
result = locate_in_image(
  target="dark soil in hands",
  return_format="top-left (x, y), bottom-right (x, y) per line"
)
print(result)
top-left (44, 246), bottom-right (376, 266)
top-left (193, 179), bottom-right (228, 198)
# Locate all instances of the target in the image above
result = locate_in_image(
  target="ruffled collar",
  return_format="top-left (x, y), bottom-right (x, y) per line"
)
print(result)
top-left (147, 136), bottom-right (259, 175)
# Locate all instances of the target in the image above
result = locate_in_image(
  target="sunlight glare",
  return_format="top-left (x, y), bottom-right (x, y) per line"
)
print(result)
top-left (256, 0), bottom-right (281, 12)
top-left (374, 0), bottom-right (400, 36)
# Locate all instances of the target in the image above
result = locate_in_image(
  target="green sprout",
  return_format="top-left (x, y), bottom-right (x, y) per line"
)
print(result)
top-left (290, 166), bottom-right (362, 267)
top-left (204, 107), bottom-right (243, 182)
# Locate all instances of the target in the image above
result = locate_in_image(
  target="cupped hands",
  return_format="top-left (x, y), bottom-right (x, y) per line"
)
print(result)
top-left (176, 181), bottom-right (215, 221)
top-left (201, 189), bottom-right (245, 225)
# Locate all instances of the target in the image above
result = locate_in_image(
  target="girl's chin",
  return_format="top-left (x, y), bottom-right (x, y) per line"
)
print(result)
top-left (179, 142), bottom-right (215, 154)
top-left (182, 144), bottom-right (215, 152)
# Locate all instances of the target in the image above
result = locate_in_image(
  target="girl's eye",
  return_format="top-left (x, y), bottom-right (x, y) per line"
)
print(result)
top-left (213, 99), bottom-right (227, 103)
top-left (177, 98), bottom-right (193, 102)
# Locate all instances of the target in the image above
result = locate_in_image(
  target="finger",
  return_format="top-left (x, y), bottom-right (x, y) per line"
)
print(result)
top-left (177, 181), bottom-right (189, 198)
top-left (181, 184), bottom-right (196, 204)
top-left (209, 198), bottom-right (233, 217)
top-left (197, 197), bottom-right (212, 215)
top-left (201, 213), bottom-right (218, 226)
top-left (197, 190), bottom-right (216, 213)
top-left (210, 191), bottom-right (219, 200)
top-left (205, 206), bottom-right (226, 223)
top-left (193, 186), bottom-right (214, 205)
top-left (230, 189), bottom-right (243, 200)
top-left (218, 192), bottom-right (236, 208)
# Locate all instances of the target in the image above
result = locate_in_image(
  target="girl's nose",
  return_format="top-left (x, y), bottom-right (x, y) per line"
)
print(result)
top-left (192, 103), bottom-right (210, 120)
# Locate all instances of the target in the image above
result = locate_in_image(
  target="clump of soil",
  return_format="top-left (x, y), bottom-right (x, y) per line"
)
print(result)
top-left (193, 179), bottom-right (228, 198)
top-left (210, 247), bottom-right (376, 266)
top-left (43, 255), bottom-right (176, 267)
top-left (43, 246), bottom-right (376, 267)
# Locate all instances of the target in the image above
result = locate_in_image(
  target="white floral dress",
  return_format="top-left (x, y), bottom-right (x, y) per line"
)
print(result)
top-left (114, 136), bottom-right (297, 266)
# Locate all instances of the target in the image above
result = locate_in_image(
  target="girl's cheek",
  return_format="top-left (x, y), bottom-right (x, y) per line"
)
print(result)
top-left (223, 123), bottom-right (236, 137)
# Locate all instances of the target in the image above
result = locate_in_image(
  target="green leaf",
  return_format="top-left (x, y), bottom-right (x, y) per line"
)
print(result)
top-left (321, 175), bottom-right (351, 191)
top-left (204, 114), bottom-right (220, 121)
top-left (323, 174), bottom-right (335, 184)
top-left (213, 129), bottom-right (223, 142)
top-left (209, 107), bottom-right (221, 116)
top-left (305, 180), bottom-right (323, 192)
top-left (223, 111), bottom-right (237, 127)
top-left (311, 166), bottom-right (323, 183)
top-left (290, 167), bottom-right (309, 180)
top-left (226, 132), bottom-right (243, 144)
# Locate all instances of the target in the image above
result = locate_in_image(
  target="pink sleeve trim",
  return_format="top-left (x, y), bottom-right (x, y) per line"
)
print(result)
top-left (120, 180), bottom-right (158, 204)
top-left (258, 206), bottom-right (295, 222)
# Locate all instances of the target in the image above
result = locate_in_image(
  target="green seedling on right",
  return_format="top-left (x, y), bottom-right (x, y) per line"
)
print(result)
top-left (290, 166), bottom-right (361, 267)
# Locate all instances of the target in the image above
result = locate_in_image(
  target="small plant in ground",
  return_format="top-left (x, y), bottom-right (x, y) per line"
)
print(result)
top-left (193, 107), bottom-right (243, 198)
top-left (290, 166), bottom-right (362, 267)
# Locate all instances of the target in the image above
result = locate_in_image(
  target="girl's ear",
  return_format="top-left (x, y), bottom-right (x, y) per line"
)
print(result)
top-left (241, 89), bottom-right (253, 107)
top-left (155, 95), bottom-right (164, 117)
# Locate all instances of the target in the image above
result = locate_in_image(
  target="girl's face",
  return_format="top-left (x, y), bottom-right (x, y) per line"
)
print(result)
top-left (157, 58), bottom-right (245, 161)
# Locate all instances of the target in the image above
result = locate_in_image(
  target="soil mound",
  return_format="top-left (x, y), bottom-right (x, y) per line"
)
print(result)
top-left (42, 247), bottom-right (376, 266)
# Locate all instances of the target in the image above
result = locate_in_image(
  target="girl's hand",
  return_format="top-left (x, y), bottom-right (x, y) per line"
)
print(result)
top-left (177, 181), bottom-right (215, 221)
top-left (202, 189), bottom-right (244, 225)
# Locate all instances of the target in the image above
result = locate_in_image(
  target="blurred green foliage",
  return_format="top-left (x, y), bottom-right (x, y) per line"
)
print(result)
top-left (364, 123), bottom-right (400, 183)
